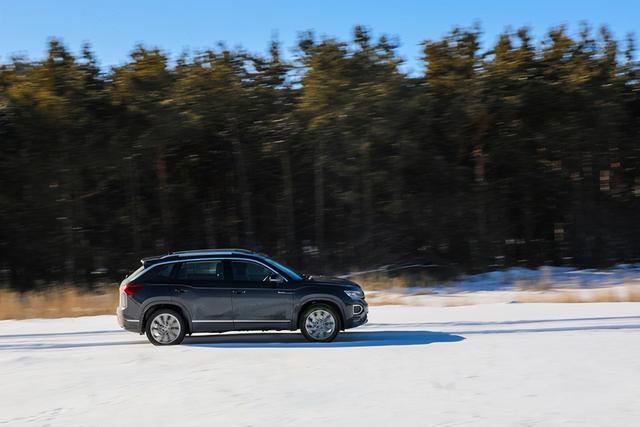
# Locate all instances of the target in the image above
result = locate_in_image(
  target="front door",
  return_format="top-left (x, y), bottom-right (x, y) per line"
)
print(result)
top-left (173, 259), bottom-right (234, 332)
top-left (229, 260), bottom-right (293, 330)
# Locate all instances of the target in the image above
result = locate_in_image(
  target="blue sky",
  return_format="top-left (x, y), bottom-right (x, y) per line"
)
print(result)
top-left (1, 0), bottom-right (638, 73)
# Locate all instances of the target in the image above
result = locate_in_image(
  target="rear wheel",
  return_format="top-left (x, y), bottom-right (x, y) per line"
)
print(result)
top-left (300, 304), bottom-right (340, 342)
top-left (146, 309), bottom-right (186, 345)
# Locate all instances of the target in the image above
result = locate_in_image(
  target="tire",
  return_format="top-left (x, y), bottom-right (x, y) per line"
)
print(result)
top-left (300, 304), bottom-right (340, 342)
top-left (145, 309), bottom-right (186, 346)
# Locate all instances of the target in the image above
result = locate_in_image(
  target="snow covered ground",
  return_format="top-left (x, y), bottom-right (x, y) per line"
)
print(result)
top-left (363, 264), bottom-right (640, 306)
top-left (432, 263), bottom-right (640, 292)
top-left (1, 303), bottom-right (640, 426)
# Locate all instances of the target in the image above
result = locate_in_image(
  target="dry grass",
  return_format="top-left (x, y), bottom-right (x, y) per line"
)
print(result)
top-left (357, 272), bottom-right (436, 291)
top-left (514, 284), bottom-right (640, 304)
top-left (515, 268), bottom-right (556, 291)
top-left (366, 293), bottom-right (411, 306)
top-left (0, 286), bottom-right (119, 320)
top-left (2, 279), bottom-right (640, 320)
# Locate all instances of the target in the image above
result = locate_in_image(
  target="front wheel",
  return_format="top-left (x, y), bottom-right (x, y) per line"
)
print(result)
top-left (300, 304), bottom-right (340, 342)
top-left (146, 309), bottom-right (186, 345)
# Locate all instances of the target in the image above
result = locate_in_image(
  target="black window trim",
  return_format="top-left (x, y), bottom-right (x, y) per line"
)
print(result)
top-left (130, 257), bottom-right (287, 283)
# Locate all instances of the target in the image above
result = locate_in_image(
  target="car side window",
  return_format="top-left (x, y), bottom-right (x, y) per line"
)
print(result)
top-left (176, 260), bottom-right (225, 282)
top-left (231, 261), bottom-right (274, 282)
top-left (138, 263), bottom-right (175, 284)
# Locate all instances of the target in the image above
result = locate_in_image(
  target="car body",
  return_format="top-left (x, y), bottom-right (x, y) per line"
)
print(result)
top-left (116, 249), bottom-right (368, 345)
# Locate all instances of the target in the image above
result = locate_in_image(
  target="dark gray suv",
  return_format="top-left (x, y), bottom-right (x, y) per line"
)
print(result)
top-left (116, 249), bottom-right (368, 345)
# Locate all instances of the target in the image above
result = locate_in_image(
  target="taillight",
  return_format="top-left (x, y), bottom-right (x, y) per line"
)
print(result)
top-left (121, 283), bottom-right (144, 296)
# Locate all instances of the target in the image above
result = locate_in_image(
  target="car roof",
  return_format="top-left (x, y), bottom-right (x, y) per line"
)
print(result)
top-left (141, 248), bottom-right (260, 267)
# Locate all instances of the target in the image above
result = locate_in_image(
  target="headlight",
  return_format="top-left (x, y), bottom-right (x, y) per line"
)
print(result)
top-left (344, 290), bottom-right (364, 300)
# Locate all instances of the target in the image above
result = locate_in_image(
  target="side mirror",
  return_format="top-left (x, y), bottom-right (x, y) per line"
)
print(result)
top-left (267, 274), bottom-right (284, 284)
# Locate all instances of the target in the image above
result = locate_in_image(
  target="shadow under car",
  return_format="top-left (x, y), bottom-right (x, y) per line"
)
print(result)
top-left (184, 330), bottom-right (464, 348)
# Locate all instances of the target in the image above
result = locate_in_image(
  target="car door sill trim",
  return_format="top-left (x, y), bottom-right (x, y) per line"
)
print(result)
top-left (192, 320), bottom-right (232, 323)
top-left (191, 319), bottom-right (290, 323)
top-left (234, 320), bottom-right (290, 323)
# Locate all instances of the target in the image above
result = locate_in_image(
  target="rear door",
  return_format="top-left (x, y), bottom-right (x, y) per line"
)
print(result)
top-left (173, 259), bottom-right (234, 332)
top-left (230, 260), bottom-right (293, 330)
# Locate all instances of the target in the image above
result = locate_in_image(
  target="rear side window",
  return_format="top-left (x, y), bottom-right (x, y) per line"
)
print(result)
top-left (176, 260), bottom-right (225, 282)
top-left (138, 263), bottom-right (175, 283)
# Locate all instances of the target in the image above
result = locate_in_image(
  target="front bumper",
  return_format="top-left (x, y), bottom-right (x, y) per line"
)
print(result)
top-left (345, 299), bottom-right (369, 329)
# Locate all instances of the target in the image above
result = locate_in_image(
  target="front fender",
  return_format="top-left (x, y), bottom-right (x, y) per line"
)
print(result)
top-left (294, 293), bottom-right (347, 325)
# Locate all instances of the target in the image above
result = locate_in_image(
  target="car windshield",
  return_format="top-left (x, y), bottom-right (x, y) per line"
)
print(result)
top-left (268, 258), bottom-right (303, 281)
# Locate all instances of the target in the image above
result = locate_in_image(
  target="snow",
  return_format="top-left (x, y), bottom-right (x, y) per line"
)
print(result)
top-left (1, 303), bottom-right (640, 426)
top-left (362, 264), bottom-right (640, 306)
top-left (404, 264), bottom-right (640, 293)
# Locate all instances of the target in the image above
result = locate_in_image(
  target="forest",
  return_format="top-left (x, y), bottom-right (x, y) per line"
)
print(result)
top-left (1, 24), bottom-right (640, 290)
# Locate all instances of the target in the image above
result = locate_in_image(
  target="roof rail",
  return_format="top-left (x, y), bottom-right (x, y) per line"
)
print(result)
top-left (141, 248), bottom-right (258, 267)
top-left (169, 248), bottom-right (256, 257)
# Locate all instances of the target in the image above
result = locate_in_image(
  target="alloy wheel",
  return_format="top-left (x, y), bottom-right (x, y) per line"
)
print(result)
top-left (304, 309), bottom-right (336, 340)
top-left (150, 313), bottom-right (181, 344)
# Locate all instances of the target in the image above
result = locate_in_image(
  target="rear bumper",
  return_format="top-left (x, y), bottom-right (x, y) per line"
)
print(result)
top-left (116, 306), bottom-right (141, 333)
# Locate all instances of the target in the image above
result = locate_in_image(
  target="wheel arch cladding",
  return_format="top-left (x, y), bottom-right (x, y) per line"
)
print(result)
top-left (142, 303), bottom-right (191, 334)
top-left (298, 299), bottom-right (344, 330)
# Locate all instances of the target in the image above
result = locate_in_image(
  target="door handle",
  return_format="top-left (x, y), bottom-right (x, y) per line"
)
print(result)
top-left (174, 288), bottom-right (187, 294)
top-left (276, 291), bottom-right (292, 295)
top-left (232, 290), bottom-right (246, 295)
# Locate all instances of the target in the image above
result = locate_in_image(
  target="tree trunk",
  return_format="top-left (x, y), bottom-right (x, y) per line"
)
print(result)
top-left (471, 114), bottom-right (489, 270)
top-left (203, 200), bottom-right (218, 248)
top-left (230, 133), bottom-right (255, 248)
top-left (62, 137), bottom-right (76, 284)
top-left (280, 140), bottom-right (296, 252)
top-left (314, 137), bottom-right (326, 258)
top-left (128, 154), bottom-right (141, 253)
top-left (155, 143), bottom-right (170, 250)
top-left (361, 142), bottom-right (374, 256)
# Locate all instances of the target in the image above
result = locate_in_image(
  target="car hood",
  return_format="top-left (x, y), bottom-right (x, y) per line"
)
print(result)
top-left (306, 276), bottom-right (361, 289)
